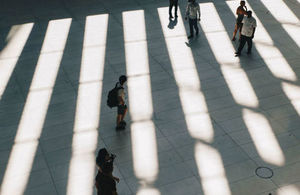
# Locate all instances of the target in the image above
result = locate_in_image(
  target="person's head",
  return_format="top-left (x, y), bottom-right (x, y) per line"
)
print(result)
top-left (240, 1), bottom-right (245, 6)
top-left (247, 10), bottom-right (252, 18)
top-left (96, 148), bottom-right (109, 166)
top-left (102, 162), bottom-right (113, 175)
top-left (188, 0), bottom-right (195, 3)
top-left (119, 75), bottom-right (127, 85)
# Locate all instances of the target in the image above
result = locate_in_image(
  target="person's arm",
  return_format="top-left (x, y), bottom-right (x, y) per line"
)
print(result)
top-left (118, 89), bottom-right (125, 105)
top-left (197, 5), bottom-right (201, 21)
top-left (237, 6), bottom-right (247, 15)
top-left (251, 27), bottom-right (256, 38)
top-left (185, 4), bottom-right (189, 20)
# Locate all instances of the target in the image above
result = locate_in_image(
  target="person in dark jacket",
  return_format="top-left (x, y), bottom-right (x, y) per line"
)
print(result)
top-left (95, 162), bottom-right (118, 195)
top-left (96, 148), bottom-right (119, 183)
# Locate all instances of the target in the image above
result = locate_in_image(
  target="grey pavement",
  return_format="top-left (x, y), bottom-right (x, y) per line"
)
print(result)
top-left (0, 0), bottom-right (300, 195)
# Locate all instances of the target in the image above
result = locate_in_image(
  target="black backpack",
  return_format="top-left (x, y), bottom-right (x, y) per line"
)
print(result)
top-left (107, 83), bottom-right (123, 108)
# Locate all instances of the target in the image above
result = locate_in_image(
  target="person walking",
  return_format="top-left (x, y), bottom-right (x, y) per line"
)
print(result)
top-left (95, 162), bottom-right (118, 195)
top-left (116, 75), bottom-right (127, 130)
top-left (185, 0), bottom-right (201, 39)
top-left (169, 0), bottom-right (178, 18)
top-left (232, 0), bottom-right (248, 41)
top-left (235, 11), bottom-right (257, 56)
top-left (96, 148), bottom-right (119, 183)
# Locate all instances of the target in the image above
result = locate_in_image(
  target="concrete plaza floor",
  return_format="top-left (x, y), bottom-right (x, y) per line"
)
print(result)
top-left (0, 0), bottom-right (300, 194)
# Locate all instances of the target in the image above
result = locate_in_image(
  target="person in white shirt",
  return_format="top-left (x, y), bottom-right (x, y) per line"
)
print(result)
top-left (185, 0), bottom-right (201, 39)
top-left (235, 11), bottom-right (257, 56)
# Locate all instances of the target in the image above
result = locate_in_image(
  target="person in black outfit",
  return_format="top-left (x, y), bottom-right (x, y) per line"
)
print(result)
top-left (96, 148), bottom-right (119, 183)
top-left (95, 162), bottom-right (118, 195)
top-left (169, 0), bottom-right (178, 18)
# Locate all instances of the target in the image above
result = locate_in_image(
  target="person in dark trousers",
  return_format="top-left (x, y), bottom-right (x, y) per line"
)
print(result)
top-left (116, 75), bottom-right (127, 130)
top-left (169, 0), bottom-right (178, 18)
top-left (96, 148), bottom-right (119, 183)
top-left (185, 0), bottom-right (201, 39)
top-left (235, 11), bottom-right (257, 57)
top-left (95, 162), bottom-right (118, 195)
top-left (232, 1), bottom-right (248, 41)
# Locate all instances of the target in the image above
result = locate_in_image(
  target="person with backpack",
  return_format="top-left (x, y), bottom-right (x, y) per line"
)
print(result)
top-left (107, 75), bottom-right (128, 130)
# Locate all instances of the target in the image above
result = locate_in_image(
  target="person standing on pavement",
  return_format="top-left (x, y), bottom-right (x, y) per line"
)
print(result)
top-left (116, 75), bottom-right (128, 130)
top-left (169, 0), bottom-right (179, 18)
top-left (235, 11), bottom-right (257, 56)
top-left (232, 0), bottom-right (248, 41)
top-left (185, 0), bottom-right (201, 39)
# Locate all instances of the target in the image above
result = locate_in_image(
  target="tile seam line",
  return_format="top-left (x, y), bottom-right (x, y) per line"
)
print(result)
top-left (39, 137), bottom-right (60, 195)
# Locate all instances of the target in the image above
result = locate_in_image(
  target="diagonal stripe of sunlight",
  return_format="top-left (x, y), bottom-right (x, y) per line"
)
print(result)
top-left (0, 18), bottom-right (71, 195)
top-left (260, 0), bottom-right (300, 48)
top-left (158, 7), bottom-right (231, 195)
top-left (123, 10), bottom-right (160, 195)
top-left (66, 14), bottom-right (108, 195)
top-left (226, 1), bottom-right (297, 82)
top-left (201, 3), bottom-right (259, 108)
top-left (204, 2), bottom-right (284, 166)
top-left (0, 23), bottom-right (33, 99)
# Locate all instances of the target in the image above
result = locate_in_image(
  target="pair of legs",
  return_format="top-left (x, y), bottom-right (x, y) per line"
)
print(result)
top-left (116, 104), bottom-right (127, 129)
top-left (236, 35), bottom-right (252, 55)
top-left (188, 18), bottom-right (199, 38)
top-left (169, 0), bottom-right (178, 18)
top-left (232, 23), bottom-right (242, 41)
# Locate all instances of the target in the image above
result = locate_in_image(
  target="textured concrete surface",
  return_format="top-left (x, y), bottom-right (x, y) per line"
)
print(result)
top-left (0, 0), bottom-right (300, 194)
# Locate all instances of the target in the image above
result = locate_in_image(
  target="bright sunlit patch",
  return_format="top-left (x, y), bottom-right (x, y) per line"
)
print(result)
top-left (0, 23), bottom-right (34, 59)
top-left (0, 23), bottom-right (33, 98)
top-left (282, 24), bottom-right (300, 48)
top-left (243, 109), bottom-right (285, 166)
top-left (226, 1), bottom-right (297, 81)
top-left (185, 113), bottom-right (214, 142)
top-left (67, 14), bottom-right (108, 195)
top-left (123, 10), bottom-right (159, 186)
top-left (158, 7), bottom-right (215, 142)
top-left (0, 19), bottom-right (71, 195)
top-left (137, 187), bottom-right (160, 195)
top-left (195, 142), bottom-right (231, 195)
top-left (200, 3), bottom-right (225, 33)
top-left (131, 121), bottom-right (159, 182)
top-left (282, 82), bottom-right (300, 115)
top-left (278, 185), bottom-right (300, 195)
top-left (260, 0), bottom-right (299, 24)
top-left (201, 3), bottom-right (258, 107)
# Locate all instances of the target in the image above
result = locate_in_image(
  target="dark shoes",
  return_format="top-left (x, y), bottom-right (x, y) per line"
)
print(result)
top-left (196, 31), bottom-right (199, 36)
top-left (116, 120), bottom-right (126, 131)
top-left (235, 52), bottom-right (241, 57)
top-left (188, 35), bottom-right (194, 39)
top-left (116, 125), bottom-right (125, 131)
top-left (232, 37), bottom-right (236, 41)
top-left (247, 51), bottom-right (251, 55)
top-left (169, 15), bottom-right (174, 19)
top-left (175, 15), bottom-right (178, 18)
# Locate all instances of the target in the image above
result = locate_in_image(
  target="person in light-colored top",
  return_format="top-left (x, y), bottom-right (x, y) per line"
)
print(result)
top-left (185, 0), bottom-right (201, 39)
top-left (235, 11), bottom-right (256, 56)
